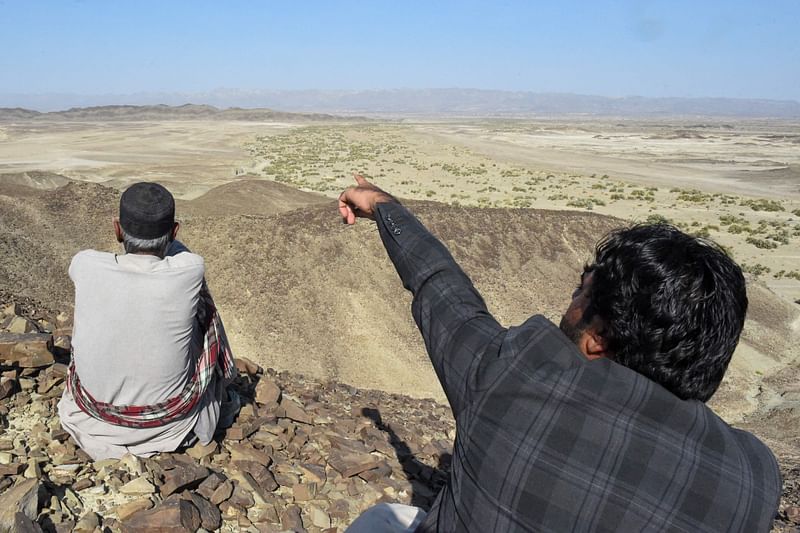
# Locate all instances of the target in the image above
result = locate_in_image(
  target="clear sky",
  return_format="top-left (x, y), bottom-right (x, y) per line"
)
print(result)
top-left (0, 0), bottom-right (798, 100)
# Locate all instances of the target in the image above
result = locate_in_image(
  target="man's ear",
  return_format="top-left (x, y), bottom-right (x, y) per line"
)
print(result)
top-left (171, 222), bottom-right (180, 241)
top-left (583, 329), bottom-right (609, 361)
top-left (113, 218), bottom-right (124, 243)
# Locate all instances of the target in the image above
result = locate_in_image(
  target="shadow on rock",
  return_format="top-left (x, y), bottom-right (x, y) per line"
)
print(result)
top-left (361, 407), bottom-right (451, 510)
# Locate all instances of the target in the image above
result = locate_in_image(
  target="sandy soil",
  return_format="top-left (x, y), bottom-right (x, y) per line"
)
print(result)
top-left (0, 120), bottom-right (299, 199)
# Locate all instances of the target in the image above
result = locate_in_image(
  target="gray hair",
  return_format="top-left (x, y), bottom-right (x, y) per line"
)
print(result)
top-left (121, 229), bottom-right (172, 256)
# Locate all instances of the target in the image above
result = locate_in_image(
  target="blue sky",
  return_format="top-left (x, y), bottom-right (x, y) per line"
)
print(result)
top-left (0, 0), bottom-right (798, 100)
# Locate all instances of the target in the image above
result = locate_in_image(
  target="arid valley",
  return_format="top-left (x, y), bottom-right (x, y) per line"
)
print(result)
top-left (1, 107), bottom-right (799, 530)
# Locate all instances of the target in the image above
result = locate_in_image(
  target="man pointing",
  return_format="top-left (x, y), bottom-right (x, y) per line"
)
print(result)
top-left (340, 175), bottom-right (780, 532)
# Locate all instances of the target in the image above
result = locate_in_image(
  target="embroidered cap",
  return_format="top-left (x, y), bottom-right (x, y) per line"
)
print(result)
top-left (119, 182), bottom-right (175, 239)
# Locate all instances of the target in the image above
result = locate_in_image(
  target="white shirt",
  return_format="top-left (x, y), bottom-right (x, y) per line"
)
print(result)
top-left (58, 243), bottom-right (221, 459)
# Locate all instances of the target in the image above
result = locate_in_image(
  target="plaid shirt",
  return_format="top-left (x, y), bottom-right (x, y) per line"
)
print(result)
top-left (374, 203), bottom-right (781, 533)
top-left (67, 282), bottom-right (236, 428)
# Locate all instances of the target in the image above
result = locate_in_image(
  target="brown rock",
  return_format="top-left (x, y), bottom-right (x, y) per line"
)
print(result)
top-left (185, 440), bottom-right (217, 460)
top-left (71, 478), bottom-right (93, 492)
top-left (293, 482), bottom-right (317, 501)
top-left (119, 476), bottom-right (156, 495)
top-left (114, 498), bottom-right (153, 522)
top-left (72, 512), bottom-right (100, 532)
top-left (121, 499), bottom-right (200, 533)
top-left (0, 377), bottom-right (15, 401)
top-left (210, 479), bottom-right (234, 505)
top-left (0, 461), bottom-right (29, 476)
top-left (159, 463), bottom-right (209, 496)
top-left (5, 316), bottom-right (37, 334)
top-left (219, 500), bottom-right (245, 520)
top-left (234, 357), bottom-right (261, 375)
top-left (234, 460), bottom-right (279, 494)
top-left (0, 333), bottom-right (54, 367)
top-left (328, 499), bottom-right (350, 521)
top-left (308, 504), bottom-right (331, 529)
top-left (328, 434), bottom-right (374, 454)
top-left (255, 378), bottom-right (281, 405)
top-left (225, 414), bottom-right (275, 441)
top-left (228, 482), bottom-right (255, 509)
top-left (278, 397), bottom-right (313, 424)
top-left (185, 492), bottom-right (221, 531)
top-left (786, 506), bottom-right (800, 524)
top-left (328, 450), bottom-right (382, 478)
top-left (195, 471), bottom-right (226, 499)
top-left (279, 505), bottom-right (306, 532)
top-left (11, 512), bottom-right (42, 533)
top-left (227, 442), bottom-right (272, 466)
top-left (0, 479), bottom-right (40, 532)
top-left (358, 461), bottom-right (392, 482)
top-left (298, 463), bottom-right (327, 485)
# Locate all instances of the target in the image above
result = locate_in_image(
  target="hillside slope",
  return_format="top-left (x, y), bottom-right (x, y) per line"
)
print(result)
top-left (0, 179), bottom-right (796, 421)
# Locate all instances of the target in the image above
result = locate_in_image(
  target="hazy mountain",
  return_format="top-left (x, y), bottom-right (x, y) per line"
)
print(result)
top-left (1, 89), bottom-right (799, 118)
top-left (0, 103), bottom-right (356, 122)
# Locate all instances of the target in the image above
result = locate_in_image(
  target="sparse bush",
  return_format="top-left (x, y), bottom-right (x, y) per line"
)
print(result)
top-left (741, 263), bottom-right (772, 276)
top-left (676, 189), bottom-right (712, 203)
top-left (719, 214), bottom-right (749, 226)
top-left (740, 199), bottom-right (784, 212)
top-left (746, 236), bottom-right (778, 249)
top-left (645, 214), bottom-right (672, 225)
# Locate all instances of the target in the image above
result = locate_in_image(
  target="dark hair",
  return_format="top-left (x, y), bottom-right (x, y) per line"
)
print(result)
top-left (585, 224), bottom-right (747, 402)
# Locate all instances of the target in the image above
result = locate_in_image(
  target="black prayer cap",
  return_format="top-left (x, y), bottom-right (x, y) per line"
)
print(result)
top-left (119, 182), bottom-right (175, 239)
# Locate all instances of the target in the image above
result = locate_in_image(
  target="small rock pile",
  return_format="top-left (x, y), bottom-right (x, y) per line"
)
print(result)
top-left (0, 300), bottom-right (455, 532)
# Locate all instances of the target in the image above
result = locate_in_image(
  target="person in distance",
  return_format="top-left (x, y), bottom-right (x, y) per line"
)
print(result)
top-left (340, 175), bottom-right (780, 532)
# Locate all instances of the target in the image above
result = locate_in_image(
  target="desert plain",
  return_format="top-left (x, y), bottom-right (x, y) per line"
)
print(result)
top-left (1, 110), bottom-right (799, 473)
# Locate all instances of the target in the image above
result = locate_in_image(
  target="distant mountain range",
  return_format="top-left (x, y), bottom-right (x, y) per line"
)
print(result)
top-left (1, 89), bottom-right (799, 118)
top-left (0, 103), bottom-right (355, 122)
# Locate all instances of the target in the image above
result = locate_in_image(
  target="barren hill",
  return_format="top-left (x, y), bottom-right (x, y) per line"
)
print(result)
top-left (0, 104), bottom-right (365, 122)
top-left (177, 178), bottom-right (330, 218)
top-left (1, 180), bottom-right (797, 452)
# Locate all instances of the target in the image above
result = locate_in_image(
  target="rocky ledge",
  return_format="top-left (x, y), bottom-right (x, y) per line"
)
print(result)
top-left (0, 299), bottom-right (797, 532)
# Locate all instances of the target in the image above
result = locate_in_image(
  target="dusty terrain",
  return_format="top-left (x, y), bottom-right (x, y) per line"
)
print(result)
top-left (0, 113), bottom-right (798, 528)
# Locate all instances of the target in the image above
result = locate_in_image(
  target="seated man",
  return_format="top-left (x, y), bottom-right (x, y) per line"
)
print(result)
top-left (59, 182), bottom-right (238, 460)
top-left (340, 176), bottom-right (781, 532)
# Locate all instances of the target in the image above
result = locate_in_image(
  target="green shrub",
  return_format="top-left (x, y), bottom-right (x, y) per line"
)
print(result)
top-left (746, 236), bottom-right (778, 249)
top-left (740, 199), bottom-right (784, 212)
top-left (645, 214), bottom-right (672, 225)
top-left (741, 263), bottom-right (771, 276)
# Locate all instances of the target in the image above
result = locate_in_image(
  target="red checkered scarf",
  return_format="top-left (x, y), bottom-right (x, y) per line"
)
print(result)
top-left (66, 282), bottom-right (237, 428)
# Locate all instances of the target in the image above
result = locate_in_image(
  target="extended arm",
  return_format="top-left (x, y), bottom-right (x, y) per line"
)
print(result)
top-left (339, 176), bottom-right (505, 417)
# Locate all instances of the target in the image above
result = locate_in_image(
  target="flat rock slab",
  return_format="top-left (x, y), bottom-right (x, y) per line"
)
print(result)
top-left (0, 333), bottom-right (54, 367)
top-left (278, 398), bottom-right (313, 425)
top-left (113, 498), bottom-right (154, 522)
top-left (255, 378), bottom-right (281, 405)
top-left (184, 492), bottom-right (221, 531)
top-left (328, 451), bottom-right (382, 478)
top-left (121, 499), bottom-right (200, 533)
top-left (160, 463), bottom-right (209, 497)
top-left (119, 476), bottom-right (156, 495)
top-left (0, 479), bottom-right (39, 533)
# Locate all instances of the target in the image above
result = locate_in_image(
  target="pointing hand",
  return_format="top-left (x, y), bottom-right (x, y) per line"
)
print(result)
top-left (338, 174), bottom-right (397, 224)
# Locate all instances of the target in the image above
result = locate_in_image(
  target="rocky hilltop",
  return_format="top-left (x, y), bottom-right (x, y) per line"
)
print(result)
top-left (0, 300), bottom-right (455, 532)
